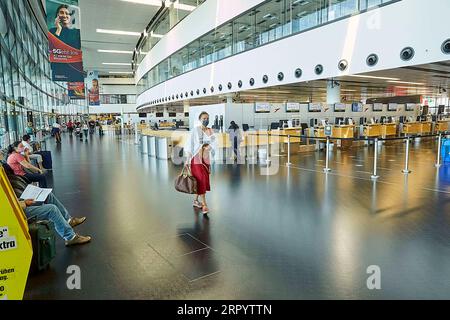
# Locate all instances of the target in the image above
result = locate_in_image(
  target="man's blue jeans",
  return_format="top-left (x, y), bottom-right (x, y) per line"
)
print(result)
top-left (25, 193), bottom-right (75, 241)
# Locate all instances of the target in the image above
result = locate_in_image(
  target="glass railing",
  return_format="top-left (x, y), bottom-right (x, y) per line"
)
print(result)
top-left (133, 0), bottom-right (207, 68)
top-left (137, 0), bottom-right (399, 98)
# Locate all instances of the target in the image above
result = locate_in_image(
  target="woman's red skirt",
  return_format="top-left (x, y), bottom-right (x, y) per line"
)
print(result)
top-left (191, 153), bottom-right (210, 195)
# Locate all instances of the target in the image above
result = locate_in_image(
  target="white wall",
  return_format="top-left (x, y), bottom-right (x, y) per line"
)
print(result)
top-left (137, 0), bottom-right (450, 109)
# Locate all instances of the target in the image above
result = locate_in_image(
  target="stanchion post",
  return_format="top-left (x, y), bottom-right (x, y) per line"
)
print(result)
top-left (435, 133), bottom-right (442, 168)
top-left (402, 136), bottom-right (411, 174)
top-left (371, 138), bottom-right (379, 180)
top-left (323, 137), bottom-right (331, 173)
top-left (286, 135), bottom-right (292, 166)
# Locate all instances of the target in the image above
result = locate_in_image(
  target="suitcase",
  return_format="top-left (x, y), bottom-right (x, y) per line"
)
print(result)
top-left (28, 220), bottom-right (57, 273)
top-left (39, 151), bottom-right (52, 169)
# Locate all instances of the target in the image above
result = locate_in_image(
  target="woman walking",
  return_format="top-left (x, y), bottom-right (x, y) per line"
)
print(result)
top-left (184, 112), bottom-right (216, 215)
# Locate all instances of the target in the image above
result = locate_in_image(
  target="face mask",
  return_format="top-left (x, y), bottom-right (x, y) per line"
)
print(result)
top-left (202, 119), bottom-right (209, 127)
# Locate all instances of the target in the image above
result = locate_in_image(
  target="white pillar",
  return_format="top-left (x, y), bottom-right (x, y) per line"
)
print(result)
top-left (183, 100), bottom-right (190, 113)
top-left (168, 1), bottom-right (178, 29)
top-left (327, 80), bottom-right (341, 105)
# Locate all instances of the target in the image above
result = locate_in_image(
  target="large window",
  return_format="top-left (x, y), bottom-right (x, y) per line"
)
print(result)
top-left (137, 0), bottom-right (399, 98)
top-left (0, 0), bottom-right (85, 146)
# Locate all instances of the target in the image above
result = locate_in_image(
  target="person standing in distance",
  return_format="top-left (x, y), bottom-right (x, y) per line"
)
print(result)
top-left (184, 112), bottom-right (216, 215)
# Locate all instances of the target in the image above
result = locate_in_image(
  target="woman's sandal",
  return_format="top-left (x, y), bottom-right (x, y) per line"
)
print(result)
top-left (201, 205), bottom-right (209, 215)
top-left (193, 200), bottom-right (202, 208)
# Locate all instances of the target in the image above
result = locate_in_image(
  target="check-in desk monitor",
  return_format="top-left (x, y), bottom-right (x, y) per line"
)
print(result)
top-left (335, 117), bottom-right (344, 125)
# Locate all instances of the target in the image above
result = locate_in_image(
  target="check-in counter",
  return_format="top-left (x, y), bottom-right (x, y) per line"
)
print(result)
top-left (381, 123), bottom-right (397, 137)
top-left (402, 122), bottom-right (422, 135)
top-left (148, 136), bottom-right (156, 157)
top-left (141, 135), bottom-right (148, 154)
top-left (363, 124), bottom-right (382, 137)
top-left (436, 121), bottom-right (449, 132)
top-left (314, 126), bottom-right (326, 138)
top-left (333, 125), bottom-right (354, 138)
top-left (420, 122), bottom-right (432, 134)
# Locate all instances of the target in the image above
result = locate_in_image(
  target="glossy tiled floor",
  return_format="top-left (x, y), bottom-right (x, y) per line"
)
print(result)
top-left (24, 132), bottom-right (450, 299)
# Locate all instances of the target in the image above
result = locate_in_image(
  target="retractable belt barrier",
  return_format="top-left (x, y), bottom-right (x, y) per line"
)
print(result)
top-left (246, 131), bottom-right (449, 178)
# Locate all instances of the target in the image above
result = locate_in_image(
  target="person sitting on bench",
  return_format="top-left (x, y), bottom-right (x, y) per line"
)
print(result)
top-left (20, 134), bottom-right (45, 170)
top-left (7, 141), bottom-right (48, 188)
top-left (1, 160), bottom-right (92, 247)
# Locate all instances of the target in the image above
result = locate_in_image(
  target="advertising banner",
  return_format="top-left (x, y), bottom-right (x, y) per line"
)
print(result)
top-left (67, 82), bottom-right (85, 99)
top-left (86, 71), bottom-right (100, 106)
top-left (46, 0), bottom-right (84, 82)
top-left (0, 167), bottom-right (33, 300)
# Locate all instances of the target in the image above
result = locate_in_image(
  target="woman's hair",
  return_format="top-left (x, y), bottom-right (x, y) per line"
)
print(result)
top-left (198, 112), bottom-right (209, 120)
top-left (22, 134), bottom-right (31, 141)
top-left (7, 141), bottom-right (21, 155)
top-left (55, 4), bottom-right (70, 18)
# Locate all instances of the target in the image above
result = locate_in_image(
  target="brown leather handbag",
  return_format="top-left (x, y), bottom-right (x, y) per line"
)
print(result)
top-left (174, 165), bottom-right (197, 194)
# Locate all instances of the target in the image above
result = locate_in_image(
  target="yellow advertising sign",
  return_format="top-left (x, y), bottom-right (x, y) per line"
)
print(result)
top-left (0, 167), bottom-right (33, 300)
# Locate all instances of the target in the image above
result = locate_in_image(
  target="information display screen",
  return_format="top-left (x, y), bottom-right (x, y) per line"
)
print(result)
top-left (286, 103), bottom-right (300, 112)
top-left (388, 103), bottom-right (398, 111)
top-left (308, 103), bottom-right (322, 112)
top-left (334, 103), bottom-right (346, 112)
top-left (352, 102), bottom-right (363, 112)
top-left (406, 103), bottom-right (416, 111)
top-left (373, 103), bottom-right (383, 112)
top-left (255, 103), bottom-right (270, 113)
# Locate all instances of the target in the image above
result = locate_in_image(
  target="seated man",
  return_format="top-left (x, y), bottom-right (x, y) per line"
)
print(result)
top-left (20, 134), bottom-right (44, 170)
top-left (1, 158), bottom-right (91, 247)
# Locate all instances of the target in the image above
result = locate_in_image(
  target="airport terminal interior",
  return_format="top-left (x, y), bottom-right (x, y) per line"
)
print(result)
top-left (1, 0), bottom-right (450, 300)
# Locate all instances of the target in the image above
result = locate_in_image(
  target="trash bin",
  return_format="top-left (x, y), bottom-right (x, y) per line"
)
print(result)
top-left (148, 136), bottom-right (156, 157)
top-left (141, 135), bottom-right (148, 154)
top-left (156, 137), bottom-right (172, 160)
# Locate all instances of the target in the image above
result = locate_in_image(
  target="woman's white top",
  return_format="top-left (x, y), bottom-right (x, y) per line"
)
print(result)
top-left (184, 126), bottom-right (217, 158)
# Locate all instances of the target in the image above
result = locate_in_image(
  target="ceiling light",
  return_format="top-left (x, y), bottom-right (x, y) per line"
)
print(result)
top-left (109, 71), bottom-right (133, 74)
top-left (348, 75), bottom-right (400, 81)
top-left (150, 31), bottom-right (163, 38)
top-left (98, 49), bottom-right (133, 54)
top-left (387, 80), bottom-right (426, 85)
top-left (120, 0), bottom-right (195, 11)
top-left (102, 62), bottom-right (132, 66)
top-left (96, 28), bottom-right (141, 36)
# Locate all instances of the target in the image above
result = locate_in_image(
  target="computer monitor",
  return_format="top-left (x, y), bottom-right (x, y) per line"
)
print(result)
top-left (300, 123), bottom-right (308, 134)
top-left (359, 117), bottom-right (365, 125)
top-left (335, 117), bottom-right (344, 125)
top-left (432, 115), bottom-right (437, 122)
top-left (399, 116), bottom-right (405, 123)
top-left (271, 122), bottom-right (280, 130)
top-left (310, 119), bottom-right (315, 127)
top-left (380, 116), bottom-right (386, 124)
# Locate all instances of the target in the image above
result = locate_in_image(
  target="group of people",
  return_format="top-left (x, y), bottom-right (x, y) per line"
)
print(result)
top-left (184, 112), bottom-right (243, 215)
top-left (1, 136), bottom-right (91, 247)
top-left (66, 119), bottom-right (104, 141)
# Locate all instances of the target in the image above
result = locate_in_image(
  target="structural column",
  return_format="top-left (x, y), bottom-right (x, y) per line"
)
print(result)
top-left (168, 1), bottom-right (179, 29)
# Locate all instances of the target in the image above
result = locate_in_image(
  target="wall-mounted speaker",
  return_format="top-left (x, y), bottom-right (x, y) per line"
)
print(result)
top-left (277, 72), bottom-right (284, 81)
top-left (315, 64), bottom-right (323, 75)
top-left (338, 59), bottom-right (348, 71)
top-left (442, 39), bottom-right (450, 54)
top-left (366, 54), bottom-right (378, 66)
top-left (400, 47), bottom-right (415, 61)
